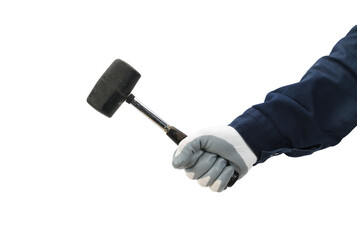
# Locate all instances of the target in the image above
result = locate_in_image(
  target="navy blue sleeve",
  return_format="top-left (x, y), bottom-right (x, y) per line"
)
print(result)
top-left (230, 26), bottom-right (357, 164)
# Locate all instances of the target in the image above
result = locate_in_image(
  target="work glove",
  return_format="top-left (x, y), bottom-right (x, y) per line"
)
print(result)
top-left (172, 126), bottom-right (257, 192)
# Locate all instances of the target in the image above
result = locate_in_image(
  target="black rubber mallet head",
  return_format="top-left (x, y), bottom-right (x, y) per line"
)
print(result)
top-left (87, 59), bottom-right (239, 186)
top-left (87, 59), bottom-right (140, 118)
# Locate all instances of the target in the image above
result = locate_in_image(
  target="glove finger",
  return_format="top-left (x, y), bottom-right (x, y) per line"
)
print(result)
top-left (172, 149), bottom-right (204, 169)
top-left (172, 136), bottom-right (207, 169)
top-left (185, 152), bottom-right (217, 180)
top-left (197, 157), bottom-right (227, 187)
top-left (209, 165), bottom-right (235, 192)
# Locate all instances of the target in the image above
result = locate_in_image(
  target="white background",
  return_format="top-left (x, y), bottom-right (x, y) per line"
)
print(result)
top-left (1, 1), bottom-right (357, 239)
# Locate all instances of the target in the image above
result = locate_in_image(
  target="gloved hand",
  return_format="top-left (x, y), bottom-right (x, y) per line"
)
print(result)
top-left (172, 126), bottom-right (257, 192)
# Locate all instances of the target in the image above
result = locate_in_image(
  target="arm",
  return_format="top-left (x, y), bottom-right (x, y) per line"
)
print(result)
top-left (231, 25), bottom-right (357, 164)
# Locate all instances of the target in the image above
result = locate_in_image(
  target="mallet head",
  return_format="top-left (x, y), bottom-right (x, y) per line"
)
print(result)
top-left (87, 59), bottom-right (141, 117)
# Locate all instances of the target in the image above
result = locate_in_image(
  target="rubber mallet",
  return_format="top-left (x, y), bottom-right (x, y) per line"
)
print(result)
top-left (87, 59), bottom-right (239, 187)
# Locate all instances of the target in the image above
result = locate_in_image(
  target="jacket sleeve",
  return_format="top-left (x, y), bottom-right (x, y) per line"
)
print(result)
top-left (229, 26), bottom-right (357, 165)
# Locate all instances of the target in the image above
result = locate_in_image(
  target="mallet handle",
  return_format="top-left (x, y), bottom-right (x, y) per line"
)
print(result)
top-left (126, 94), bottom-right (238, 187)
top-left (126, 94), bottom-right (169, 130)
top-left (166, 126), bottom-right (187, 145)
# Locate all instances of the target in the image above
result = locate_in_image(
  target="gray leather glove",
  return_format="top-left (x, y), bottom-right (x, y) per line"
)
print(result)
top-left (172, 126), bottom-right (257, 192)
